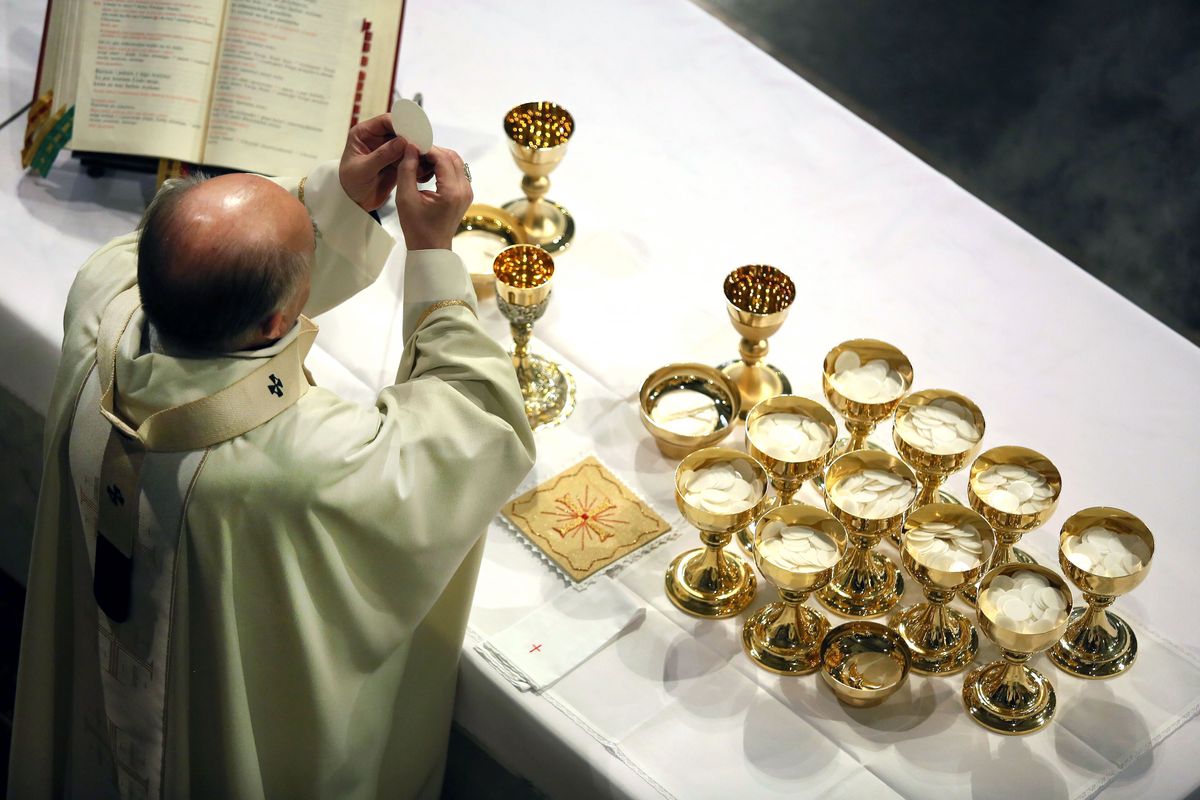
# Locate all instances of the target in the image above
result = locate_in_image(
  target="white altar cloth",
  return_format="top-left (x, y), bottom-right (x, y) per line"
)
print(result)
top-left (3, 0), bottom-right (1200, 797)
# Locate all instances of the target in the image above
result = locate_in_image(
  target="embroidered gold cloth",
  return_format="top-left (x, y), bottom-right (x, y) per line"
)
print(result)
top-left (502, 456), bottom-right (672, 583)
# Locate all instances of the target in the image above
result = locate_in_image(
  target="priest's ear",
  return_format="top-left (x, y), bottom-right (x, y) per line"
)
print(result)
top-left (260, 311), bottom-right (291, 342)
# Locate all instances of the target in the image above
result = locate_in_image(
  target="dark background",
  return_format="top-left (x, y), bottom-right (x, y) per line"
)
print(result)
top-left (694, 0), bottom-right (1200, 345)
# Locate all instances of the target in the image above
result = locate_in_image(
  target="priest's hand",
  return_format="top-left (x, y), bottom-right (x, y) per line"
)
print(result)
top-left (394, 144), bottom-right (473, 251)
top-left (338, 114), bottom-right (433, 213)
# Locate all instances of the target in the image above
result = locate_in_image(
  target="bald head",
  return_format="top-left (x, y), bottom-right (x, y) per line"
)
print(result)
top-left (137, 173), bottom-right (315, 353)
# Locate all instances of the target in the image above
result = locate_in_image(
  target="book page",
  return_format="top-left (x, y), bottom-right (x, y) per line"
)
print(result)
top-left (200, 0), bottom-right (361, 175)
top-left (71, 0), bottom-right (225, 161)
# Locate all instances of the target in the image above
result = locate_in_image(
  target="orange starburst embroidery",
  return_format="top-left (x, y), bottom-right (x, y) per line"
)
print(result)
top-left (543, 487), bottom-right (625, 550)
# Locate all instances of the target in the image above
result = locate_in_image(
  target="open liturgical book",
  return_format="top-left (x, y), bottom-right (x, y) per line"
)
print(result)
top-left (23, 0), bottom-right (405, 177)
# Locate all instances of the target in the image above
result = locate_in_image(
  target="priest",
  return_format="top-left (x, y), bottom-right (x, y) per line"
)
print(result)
top-left (9, 113), bottom-right (536, 798)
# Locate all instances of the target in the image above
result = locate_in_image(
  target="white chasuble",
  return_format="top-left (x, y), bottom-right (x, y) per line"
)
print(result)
top-left (66, 288), bottom-right (316, 798)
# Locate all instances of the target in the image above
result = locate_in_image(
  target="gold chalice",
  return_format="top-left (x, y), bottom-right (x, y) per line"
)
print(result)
top-left (817, 451), bottom-right (917, 618)
top-left (502, 101), bottom-right (575, 252)
top-left (1050, 507), bottom-right (1154, 679)
top-left (717, 266), bottom-right (795, 416)
top-left (891, 504), bottom-right (995, 674)
top-left (961, 446), bottom-right (1061, 605)
top-left (822, 339), bottom-right (913, 458)
top-left (820, 621), bottom-right (912, 707)
top-left (666, 447), bottom-right (770, 618)
top-left (639, 363), bottom-right (740, 459)
top-left (743, 504), bottom-right (848, 674)
top-left (493, 245), bottom-right (575, 429)
top-left (739, 395), bottom-right (837, 553)
top-left (888, 389), bottom-right (985, 547)
top-left (963, 563), bottom-right (1072, 735)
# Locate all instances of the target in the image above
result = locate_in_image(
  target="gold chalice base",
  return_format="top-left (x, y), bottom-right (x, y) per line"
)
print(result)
top-left (960, 548), bottom-right (1038, 606)
top-left (743, 603), bottom-right (830, 675)
top-left (665, 548), bottom-right (757, 618)
top-left (817, 551), bottom-right (904, 618)
top-left (1049, 606), bottom-right (1138, 679)
top-left (716, 360), bottom-right (791, 419)
top-left (515, 353), bottom-right (576, 430)
top-left (891, 603), bottom-right (978, 674)
top-left (502, 198), bottom-right (575, 253)
top-left (962, 660), bottom-right (1057, 735)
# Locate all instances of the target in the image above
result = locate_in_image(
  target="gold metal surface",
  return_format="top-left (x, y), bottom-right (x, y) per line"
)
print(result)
top-left (502, 101), bottom-right (576, 252)
top-left (888, 389), bottom-right (985, 546)
top-left (1049, 507), bottom-right (1154, 679)
top-left (891, 504), bottom-right (995, 674)
top-left (638, 364), bottom-right (740, 459)
top-left (743, 504), bottom-right (847, 674)
top-left (456, 204), bottom-right (527, 298)
top-left (740, 395), bottom-right (837, 552)
top-left (493, 245), bottom-right (574, 429)
top-left (963, 563), bottom-right (1072, 735)
top-left (820, 621), bottom-right (912, 707)
top-left (816, 451), bottom-right (915, 618)
top-left (665, 447), bottom-right (768, 618)
top-left (961, 446), bottom-right (1062, 605)
top-left (717, 266), bottom-right (795, 416)
top-left (822, 339), bottom-right (913, 457)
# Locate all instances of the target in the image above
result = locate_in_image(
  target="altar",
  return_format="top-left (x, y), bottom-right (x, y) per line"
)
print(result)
top-left (3, 0), bottom-right (1199, 797)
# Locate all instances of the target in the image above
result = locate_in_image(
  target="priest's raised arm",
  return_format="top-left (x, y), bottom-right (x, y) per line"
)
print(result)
top-left (10, 115), bottom-right (536, 800)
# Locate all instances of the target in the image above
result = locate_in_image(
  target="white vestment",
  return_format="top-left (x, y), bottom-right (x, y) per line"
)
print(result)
top-left (9, 161), bottom-right (536, 799)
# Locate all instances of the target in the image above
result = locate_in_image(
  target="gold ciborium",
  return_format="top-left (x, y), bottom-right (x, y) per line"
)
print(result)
top-left (739, 395), bottom-right (837, 553)
top-left (818, 340), bottom-right (913, 492)
top-left (743, 504), bottom-right (847, 674)
top-left (639, 363), bottom-right (740, 459)
top-left (963, 563), bottom-right (1072, 735)
top-left (1050, 507), bottom-right (1154, 679)
top-left (888, 389), bottom-right (985, 547)
top-left (817, 451), bottom-right (917, 617)
top-left (502, 101), bottom-right (575, 252)
top-left (717, 266), bottom-right (795, 416)
top-left (961, 446), bottom-right (1061, 605)
top-left (666, 448), bottom-right (770, 618)
top-left (493, 245), bottom-right (575, 429)
top-left (820, 621), bottom-right (912, 707)
top-left (892, 504), bottom-right (995, 674)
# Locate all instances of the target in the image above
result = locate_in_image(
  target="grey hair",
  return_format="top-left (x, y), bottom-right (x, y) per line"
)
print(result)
top-left (136, 174), bottom-right (311, 353)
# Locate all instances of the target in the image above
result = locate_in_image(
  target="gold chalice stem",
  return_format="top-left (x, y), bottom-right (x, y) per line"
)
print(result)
top-left (521, 175), bottom-right (549, 229)
top-left (916, 472), bottom-right (947, 507)
top-left (845, 420), bottom-right (874, 453)
top-left (684, 530), bottom-right (740, 594)
top-left (910, 588), bottom-right (960, 650)
top-left (510, 322), bottom-right (533, 369)
top-left (740, 337), bottom-right (767, 367)
top-left (836, 535), bottom-right (889, 593)
top-left (774, 478), bottom-right (803, 506)
top-left (763, 589), bottom-right (818, 650)
top-left (989, 528), bottom-right (1023, 569)
top-left (989, 651), bottom-right (1038, 708)
top-left (1067, 592), bottom-right (1120, 648)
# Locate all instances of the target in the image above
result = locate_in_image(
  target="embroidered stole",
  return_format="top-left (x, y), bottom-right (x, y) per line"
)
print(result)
top-left (66, 287), bottom-right (316, 797)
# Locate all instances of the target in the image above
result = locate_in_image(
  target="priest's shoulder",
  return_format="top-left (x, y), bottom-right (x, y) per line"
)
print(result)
top-left (197, 387), bottom-right (392, 494)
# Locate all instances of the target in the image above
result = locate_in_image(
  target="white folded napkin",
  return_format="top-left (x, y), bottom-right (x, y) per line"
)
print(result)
top-left (475, 577), bottom-right (646, 693)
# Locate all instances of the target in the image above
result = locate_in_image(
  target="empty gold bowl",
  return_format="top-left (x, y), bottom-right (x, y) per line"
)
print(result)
top-left (819, 621), bottom-right (912, 707)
